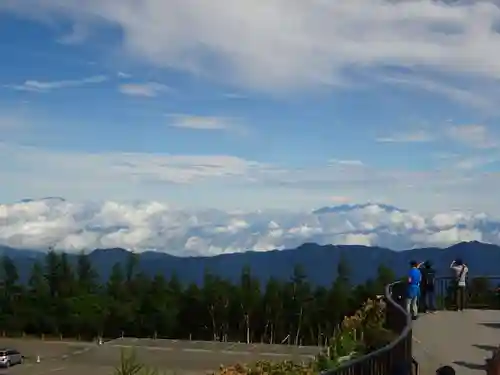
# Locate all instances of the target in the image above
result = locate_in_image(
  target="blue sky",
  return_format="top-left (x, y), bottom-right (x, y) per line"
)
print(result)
top-left (1, 0), bottom-right (500, 214)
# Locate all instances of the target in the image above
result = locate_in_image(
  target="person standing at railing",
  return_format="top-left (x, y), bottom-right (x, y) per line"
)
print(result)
top-left (407, 260), bottom-right (422, 320)
top-left (418, 260), bottom-right (437, 313)
top-left (450, 258), bottom-right (468, 311)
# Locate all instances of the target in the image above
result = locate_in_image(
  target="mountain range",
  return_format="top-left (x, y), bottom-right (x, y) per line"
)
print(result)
top-left (1, 241), bottom-right (499, 286)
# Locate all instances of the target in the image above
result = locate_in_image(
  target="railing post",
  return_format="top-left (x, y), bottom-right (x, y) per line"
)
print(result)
top-left (386, 281), bottom-right (407, 333)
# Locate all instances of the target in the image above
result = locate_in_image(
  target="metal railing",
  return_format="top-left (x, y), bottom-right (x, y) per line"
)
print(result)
top-left (324, 280), bottom-right (414, 375)
top-left (426, 276), bottom-right (500, 310)
top-left (323, 275), bottom-right (500, 375)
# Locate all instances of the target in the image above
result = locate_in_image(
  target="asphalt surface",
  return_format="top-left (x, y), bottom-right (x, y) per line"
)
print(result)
top-left (413, 309), bottom-right (500, 375)
top-left (0, 337), bottom-right (321, 375)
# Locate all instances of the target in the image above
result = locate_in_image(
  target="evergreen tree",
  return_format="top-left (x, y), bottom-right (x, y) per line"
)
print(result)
top-left (0, 251), bottom-right (427, 345)
top-left (328, 255), bottom-right (352, 328)
top-left (262, 277), bottom-right (283, 344)
top-left (239, 266), bottom-right (260, 343)
top-left (0, 255), bottom-right (21, 334)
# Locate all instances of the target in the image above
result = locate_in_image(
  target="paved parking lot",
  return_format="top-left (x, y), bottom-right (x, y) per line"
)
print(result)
top-left (0, 338), bottom-right (321, 375)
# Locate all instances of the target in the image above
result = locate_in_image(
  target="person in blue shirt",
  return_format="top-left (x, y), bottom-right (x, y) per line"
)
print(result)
top-left (407, 260), bottom-right (422, 320)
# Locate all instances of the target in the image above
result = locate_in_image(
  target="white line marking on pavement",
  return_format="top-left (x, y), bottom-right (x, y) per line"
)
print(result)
top-left (225, 343), bottom-right (238, 350)
top-left (50, 367), bottom-right (66, 372)
top-left (219, 350), bottom-right (294, 357)
top-left (111, 344), bottom-right (173, 351)
top-left (220, 350), bottom-right (251, 355)
top-left (145, 346), bottom-right (173, 351)
top-left (32, 366), bottom-right (67, 375)
top-left (35, 341), bottom-right (94, 346)
top-left (182, 348), bottom-right (212, 353)
top-left (259, 352), bottom-right (294, 357)
top-left (104, 337), bottom-right (123, 345)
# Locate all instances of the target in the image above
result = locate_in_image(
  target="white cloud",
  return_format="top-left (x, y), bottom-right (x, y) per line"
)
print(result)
top-left (167, 114), bottom-right (245, 133)
top-left (4, 0), bottom-right (500, 96)
top-left (1, 141), bottom-right (500, 214)
top-left (453, 156), bottom-right (498, 170)
top-left (117, 72), bottom-right (132, 79)
top-left (329, 196), bottom-right (351, 204)
top-left (375, 74), bottom-right (498, 110)
top-left (4, 75), bottom-right (107, 92)
top-left (0, 142), bottom-right (267, 185)
top-left (1, 199), bottom-right (499, 255)
top-left (118, 82), bottom-right (171, 97)
top-left (57, 22), bottom-right (88, 45)
top-left (446, 124), bottom-right (498, 149)
top-left (329, 159), bottom-right (365, 166)
top-left (169, 115), bottom-right (230, 130)
top-left (378, 123), bottom-right (499, 151)
top-left (376, 130), bottom-right (434, 143)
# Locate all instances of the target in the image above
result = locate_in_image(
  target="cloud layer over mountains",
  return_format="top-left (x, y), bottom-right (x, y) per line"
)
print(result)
top-left (0, 199), bottom-right (499, 256)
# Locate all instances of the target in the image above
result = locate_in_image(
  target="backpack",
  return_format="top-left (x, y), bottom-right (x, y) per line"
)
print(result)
top-left (425, 269), bottom-right (436, 288)
top-left (456, 265), bottom-right (466, 286)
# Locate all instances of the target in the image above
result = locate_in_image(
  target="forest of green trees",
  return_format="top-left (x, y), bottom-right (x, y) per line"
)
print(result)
top-left (0, 250), bottom-right (398, 345)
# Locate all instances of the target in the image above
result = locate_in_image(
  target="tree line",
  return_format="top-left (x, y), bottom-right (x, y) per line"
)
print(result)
top-left (0, 250), bottom-right (399, 345)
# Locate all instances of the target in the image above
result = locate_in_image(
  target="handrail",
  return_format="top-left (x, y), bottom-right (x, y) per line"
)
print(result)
top-left (436, 275), bottom-right (500, 278)
top-left (430, 275), bottom-right (500, 310)
top-left (323, 280), bottom-right (413, 374)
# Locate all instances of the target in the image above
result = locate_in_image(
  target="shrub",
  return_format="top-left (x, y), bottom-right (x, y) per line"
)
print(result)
top-left (216, 361), bottom-right (316, 375)
top-left (113, 348), bottom-right (164, 375)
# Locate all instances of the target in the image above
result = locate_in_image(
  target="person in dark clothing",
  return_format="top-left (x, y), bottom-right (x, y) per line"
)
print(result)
top-left (419, 260), bottom-right (437, 312)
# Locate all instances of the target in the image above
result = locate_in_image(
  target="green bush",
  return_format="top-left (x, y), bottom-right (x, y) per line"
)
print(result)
top-left (113, 348), bottom-right (164, 375)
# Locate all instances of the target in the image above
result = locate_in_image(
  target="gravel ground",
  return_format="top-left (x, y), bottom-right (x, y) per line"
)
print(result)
top-left (0, 337), bottom-right (321, 375)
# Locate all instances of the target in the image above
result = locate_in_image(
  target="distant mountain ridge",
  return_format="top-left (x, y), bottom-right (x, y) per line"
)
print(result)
top-left (312, 203), bottom-right (405, 214)
top-left (1, 241), bottom-right (499, 286)
top-left (18, 197), bottom-right (66, 203)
